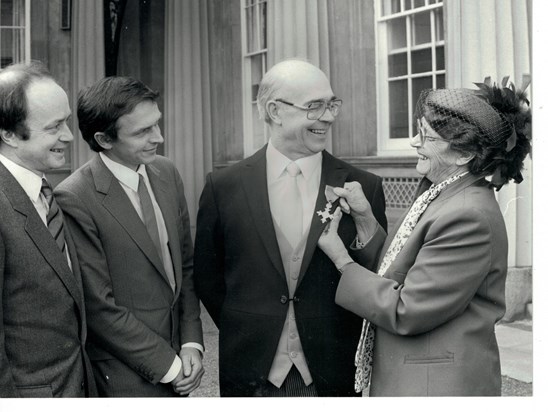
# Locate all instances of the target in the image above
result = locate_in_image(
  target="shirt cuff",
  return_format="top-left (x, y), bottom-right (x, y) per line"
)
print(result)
top-left (160, 355), bottom-right (182, 383)
top-left (181, 342), bottom-right (205, 354)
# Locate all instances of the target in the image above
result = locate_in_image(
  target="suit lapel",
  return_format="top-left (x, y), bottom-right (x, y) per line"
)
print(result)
top-left (0, 163), bottom-right (83, 311)
top-left (240, 146), bottom-right (286, 282)
top-left (297, 151), bottom-right (348, 287)
top-left (146, 163), bottom-right (182, 298)
top-left (90, 156), bottom-right (169, 285)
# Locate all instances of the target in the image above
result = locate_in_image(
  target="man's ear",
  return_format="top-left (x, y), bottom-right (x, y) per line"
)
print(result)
top-left (456, 152), bottom-right (475, 166)
top-left (266, 101), bottom-right (282, 125)
top-left (0, 129), bottom-right (19, 148)
top-left (93, 132), bottom-right (113, 150)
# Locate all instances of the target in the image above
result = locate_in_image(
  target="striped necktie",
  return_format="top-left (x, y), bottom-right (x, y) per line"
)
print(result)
top-left (40, 178), bottom-right (66, 256)
top-left (138, 173), bottom-right (176, 291)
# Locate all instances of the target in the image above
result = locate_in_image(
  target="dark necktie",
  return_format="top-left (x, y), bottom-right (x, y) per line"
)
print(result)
top-left (40, 178), bottom-right (66, 256)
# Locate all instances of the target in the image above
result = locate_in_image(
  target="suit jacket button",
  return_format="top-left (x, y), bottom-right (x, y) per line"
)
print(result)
top-left (280, 295), bottom-right (288, 304)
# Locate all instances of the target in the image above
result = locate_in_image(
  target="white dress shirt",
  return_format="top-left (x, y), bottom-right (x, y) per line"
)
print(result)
top-left (266, 142), bottom-right (322, 234)
top-left (0, 153), bottom-right (72, 268)
top-left (99, 153), bottom-right (203, 383)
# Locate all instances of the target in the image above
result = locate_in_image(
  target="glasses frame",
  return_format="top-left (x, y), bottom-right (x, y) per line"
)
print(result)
top-left (416, 119), bottom-right (446, 145)
top-left (275, 98), bottom-right (343, 120)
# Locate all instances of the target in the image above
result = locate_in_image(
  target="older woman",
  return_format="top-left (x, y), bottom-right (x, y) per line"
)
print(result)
top-left (318, 79), bottom-right (531, 396)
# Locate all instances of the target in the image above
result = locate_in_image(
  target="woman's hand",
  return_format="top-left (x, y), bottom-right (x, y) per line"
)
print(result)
top-left (334, 182), bottom-right (379, 243)
top-left (318, 207), bottom-right (353, 269)
top-left (334, 182), bottom-right (373, 219)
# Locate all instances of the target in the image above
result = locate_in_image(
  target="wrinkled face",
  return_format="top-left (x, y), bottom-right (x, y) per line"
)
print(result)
top-left (13, 79), bottom-right (73, 175)
top-left (103, 100), bottom-right (163, 170)
top-left (410, 117), bottom-right (465, 184)
top-left (275, 68), bottom-right (336, 159)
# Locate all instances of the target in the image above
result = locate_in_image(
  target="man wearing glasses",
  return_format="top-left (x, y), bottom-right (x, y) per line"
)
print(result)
top-left (194, 59), bottom-right (387, 396)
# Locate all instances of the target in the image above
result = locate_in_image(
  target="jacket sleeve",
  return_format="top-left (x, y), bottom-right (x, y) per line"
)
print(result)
top-left (0, 234), bottom-right (19, 397)
top-left (193, 173), bottom-right (226, 327)
top-left (55, 187), bottom-right (176, 384)
top-left (171, 165), bottom-right (203, 347)
top-left (336, 207), bottom-right (494, 336)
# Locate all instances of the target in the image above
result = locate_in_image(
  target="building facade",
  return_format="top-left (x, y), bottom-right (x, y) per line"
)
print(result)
top-left (1, 0), bottom-right (532, 319)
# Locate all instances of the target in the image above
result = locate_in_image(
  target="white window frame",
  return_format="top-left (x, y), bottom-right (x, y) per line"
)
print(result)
top-left (376, 0), bottom-right (445, 156)
top-left (241, 0), bottom-right (268, 158)
top-left (0, 0), bottom-right (31, 68)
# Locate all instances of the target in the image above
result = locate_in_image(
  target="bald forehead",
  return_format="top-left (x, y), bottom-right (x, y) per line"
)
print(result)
top-left (271, 61), bottom-right (333, 103)
top-left (270, 61), bottom-right (327, 85)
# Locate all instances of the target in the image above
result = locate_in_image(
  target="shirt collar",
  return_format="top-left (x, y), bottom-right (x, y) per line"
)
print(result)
top-left (266, 142), bottom-right (322, 181)
top-left (0, 152), bottom-right (44, 202)
top-left (99, 152), bottom-right (147, 192)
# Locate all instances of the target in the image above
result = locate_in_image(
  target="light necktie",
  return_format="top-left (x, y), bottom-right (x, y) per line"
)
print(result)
top-left (137, 174), bottom-right (175, 290)
top-left (40, 178), bottom-right (67, 257)
top-left (353, 172), bottom-right (468, 392)
top-left (279, 162), bottom-right (303, 249)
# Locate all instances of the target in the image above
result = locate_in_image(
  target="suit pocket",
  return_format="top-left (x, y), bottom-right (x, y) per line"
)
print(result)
top-left (17, 384), bottom-right (53, 398)
top-left (404, 352), bottom-right (454, 365)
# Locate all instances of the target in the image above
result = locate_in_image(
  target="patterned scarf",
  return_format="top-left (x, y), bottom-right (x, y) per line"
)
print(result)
top-left (353, 172), bottom-right (468, 392)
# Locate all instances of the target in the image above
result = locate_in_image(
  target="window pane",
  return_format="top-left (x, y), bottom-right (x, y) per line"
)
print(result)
top-left (250, 54), bottom-right (263, 101)
top-left (412, 11), bottom-right (431, 46)
top-left (411, 48), bottom-right (431, 73)
top-left (2, 0), bottom-right (25, 26)
top-left (387, 17), bottom-right (406, 50)
top-left (389, 80), bottom-right (408, 139)
top-left (414, 0), bottom-right (426, 7)
top-left (259, 1), bottom-right (267, 49)
top-left (252, 104), bottom-right (265, 151)
top-left (1, 28), bottom-right (25, 68)
top-left (388, 52), bottom-right (407, 77)
top-left (404, 0), bottom-right (412, 10)
top-left (246, 0), bottom-right (254, 6)
top-left (435, 7), bottom-right (444, 41)
top-left (246, 5), bottom-right (256, 53)
top-left (412, 76), bottom-right (432, 116)
top-left (436, 74), bottom-right (445, 89)
top-left (382, 0), bottom-right (401, 16)
top-left (435, 45), bottom-right (444, 70)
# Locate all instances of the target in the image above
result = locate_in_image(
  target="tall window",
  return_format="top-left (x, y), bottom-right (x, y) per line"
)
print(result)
top-left (0, 0), bottom-right (29, 68)
top-left (376, 0), bottom-right (445, 154)
top-left (241, 0), bottom-right (267, 157)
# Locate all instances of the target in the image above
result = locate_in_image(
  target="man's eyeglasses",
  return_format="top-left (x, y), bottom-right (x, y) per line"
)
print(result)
top-left (276, 98), bottom-right (343, 120)
top-left (416, 120), bottom-right (445, 145)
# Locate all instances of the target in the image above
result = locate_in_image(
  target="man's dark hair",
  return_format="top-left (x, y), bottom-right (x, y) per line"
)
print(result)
top-left (77, 76), bottom-right (159, 152)
top-left (0, 61), bottom-right (55, 141)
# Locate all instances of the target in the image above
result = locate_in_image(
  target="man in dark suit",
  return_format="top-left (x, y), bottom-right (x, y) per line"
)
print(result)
top-left (0, 62), bottom-right (96, 397)
top-left (54, 77), bottom-right (204, 397)
top-left (194, 59), bottom-right (387, 397)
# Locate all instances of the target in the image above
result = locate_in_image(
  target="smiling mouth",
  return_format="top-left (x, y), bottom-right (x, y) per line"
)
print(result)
top-left (418, 154), bottom-right (427, 160)
top-left (309, 129), bottom-right (327, 135)
top-left (50, 148), bottom-right (64, 153)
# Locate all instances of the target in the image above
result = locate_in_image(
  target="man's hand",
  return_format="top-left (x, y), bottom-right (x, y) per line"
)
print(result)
top-left (171, 347), bottom-right (204, 396)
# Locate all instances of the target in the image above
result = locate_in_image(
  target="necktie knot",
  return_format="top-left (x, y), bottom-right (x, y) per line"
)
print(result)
top-left (286, 162), bottom-right (301, 178)
top-left (41, 178), bottom-right (54, 206)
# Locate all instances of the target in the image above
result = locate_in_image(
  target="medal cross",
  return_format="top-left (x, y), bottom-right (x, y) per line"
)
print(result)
top-left (316, 202), bottom-right (334, 223)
